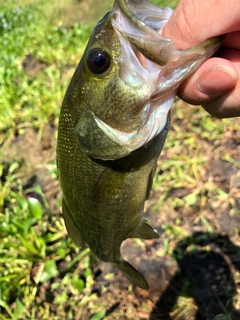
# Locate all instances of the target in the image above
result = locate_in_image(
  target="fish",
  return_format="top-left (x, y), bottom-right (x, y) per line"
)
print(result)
top-left (57, 0), bottom-right (222, 289)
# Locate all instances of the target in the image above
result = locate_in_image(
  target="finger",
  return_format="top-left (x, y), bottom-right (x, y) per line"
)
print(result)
top-left (202, 63), bottom-right (240, 118)
top-left (223, 31), bottom-right (240, 50)
top-left (177, 57), bottom-right (239, 105)
top-left (162, 0), bottom-right (240, 49)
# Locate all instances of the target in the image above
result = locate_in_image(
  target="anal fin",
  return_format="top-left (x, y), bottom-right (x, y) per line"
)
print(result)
top-left (130, 218), bottom-right (159, 239)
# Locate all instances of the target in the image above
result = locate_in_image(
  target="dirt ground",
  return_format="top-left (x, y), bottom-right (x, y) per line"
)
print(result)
top-left (5, 95), bottom-right (240, 319)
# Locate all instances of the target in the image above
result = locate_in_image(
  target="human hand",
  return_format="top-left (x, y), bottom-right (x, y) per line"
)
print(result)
top-left (162, 0), bottom-right (240, 118)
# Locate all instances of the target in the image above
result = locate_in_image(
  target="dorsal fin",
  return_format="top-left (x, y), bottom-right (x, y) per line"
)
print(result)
top-left (62, 198), bottom-right (84, 248)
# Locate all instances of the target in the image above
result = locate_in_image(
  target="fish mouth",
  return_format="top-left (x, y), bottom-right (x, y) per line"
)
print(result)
top-left (93, 0), bottom-right (221, 156)
top-left (112, 0), bottom-right (175, 67)
top-left (93, 0), bottom-right (175, 154)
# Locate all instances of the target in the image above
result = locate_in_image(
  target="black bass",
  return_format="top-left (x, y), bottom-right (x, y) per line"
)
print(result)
top-left (57, 0), bottom-right (221, 289)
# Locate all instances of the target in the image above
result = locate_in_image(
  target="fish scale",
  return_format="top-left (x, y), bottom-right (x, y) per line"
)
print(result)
top-left (57, 0), bottom-right (222, 289)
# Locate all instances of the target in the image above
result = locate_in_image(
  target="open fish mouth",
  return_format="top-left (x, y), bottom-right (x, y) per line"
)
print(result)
top-left (93, 0), bottom-right (222, 155)
top-left (93, 0), bottom-right (175, 153)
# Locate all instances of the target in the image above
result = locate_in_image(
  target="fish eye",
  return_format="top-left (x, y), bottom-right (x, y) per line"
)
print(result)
top-left (87, 49), bottom-right (111, 74)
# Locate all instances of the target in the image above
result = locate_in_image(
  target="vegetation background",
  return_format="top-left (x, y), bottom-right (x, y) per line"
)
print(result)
top-left (0, 0), bottom-right (240, 319)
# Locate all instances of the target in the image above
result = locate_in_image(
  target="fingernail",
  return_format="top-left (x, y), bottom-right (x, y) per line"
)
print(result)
top-left (198, 64), bottom-right (238, 96)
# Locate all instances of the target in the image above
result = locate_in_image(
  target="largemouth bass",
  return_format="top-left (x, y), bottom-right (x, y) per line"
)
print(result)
top-left (57, 0), bottom-right (222, 289)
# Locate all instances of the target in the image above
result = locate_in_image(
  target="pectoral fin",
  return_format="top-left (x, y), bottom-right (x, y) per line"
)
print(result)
top-left (146, 164), bottom-right (157, 200)
top-left (130, 218), bottom-right (159, 239)
top-left (93, 167), bottom-right (128, 201)
top-left (112, 258), bottom-right (149, 290)
top-left (62, 198), bottom-right (84, 248)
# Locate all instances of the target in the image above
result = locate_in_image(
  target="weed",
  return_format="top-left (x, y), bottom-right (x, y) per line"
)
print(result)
top-left (0, 0), bottom-right (239, 319)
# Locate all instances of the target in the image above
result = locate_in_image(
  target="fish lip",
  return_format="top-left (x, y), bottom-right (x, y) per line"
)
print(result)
top-left (111, 0), bottom-right (174, 66)
top-left (111, 1), bottom-right (163, 86)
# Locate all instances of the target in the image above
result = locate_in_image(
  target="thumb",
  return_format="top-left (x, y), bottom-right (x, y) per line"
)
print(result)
top-left (162, 0), bottom-right (240, 49)
top-left (177, 57), bottom-right (238, 105)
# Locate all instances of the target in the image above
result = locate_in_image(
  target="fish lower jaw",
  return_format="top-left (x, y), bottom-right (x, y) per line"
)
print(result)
top-left (93, 97), bottom-right (172, 154)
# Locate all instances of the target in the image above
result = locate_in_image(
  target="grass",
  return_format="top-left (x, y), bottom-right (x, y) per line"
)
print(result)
top-left (0, 1), bottom-right (91, 133)
top-left (0, 0), bottom-right (239, 319)
top-left (0, 1), bottom-right (94, 318)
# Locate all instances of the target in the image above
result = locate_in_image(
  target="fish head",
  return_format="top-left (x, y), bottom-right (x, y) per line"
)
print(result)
top-left (70, 0), bottom-right (222, 160)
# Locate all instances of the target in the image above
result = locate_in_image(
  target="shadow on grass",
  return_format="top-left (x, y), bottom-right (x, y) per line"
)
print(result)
top-left (150, 232), bottom-right (240, 320)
